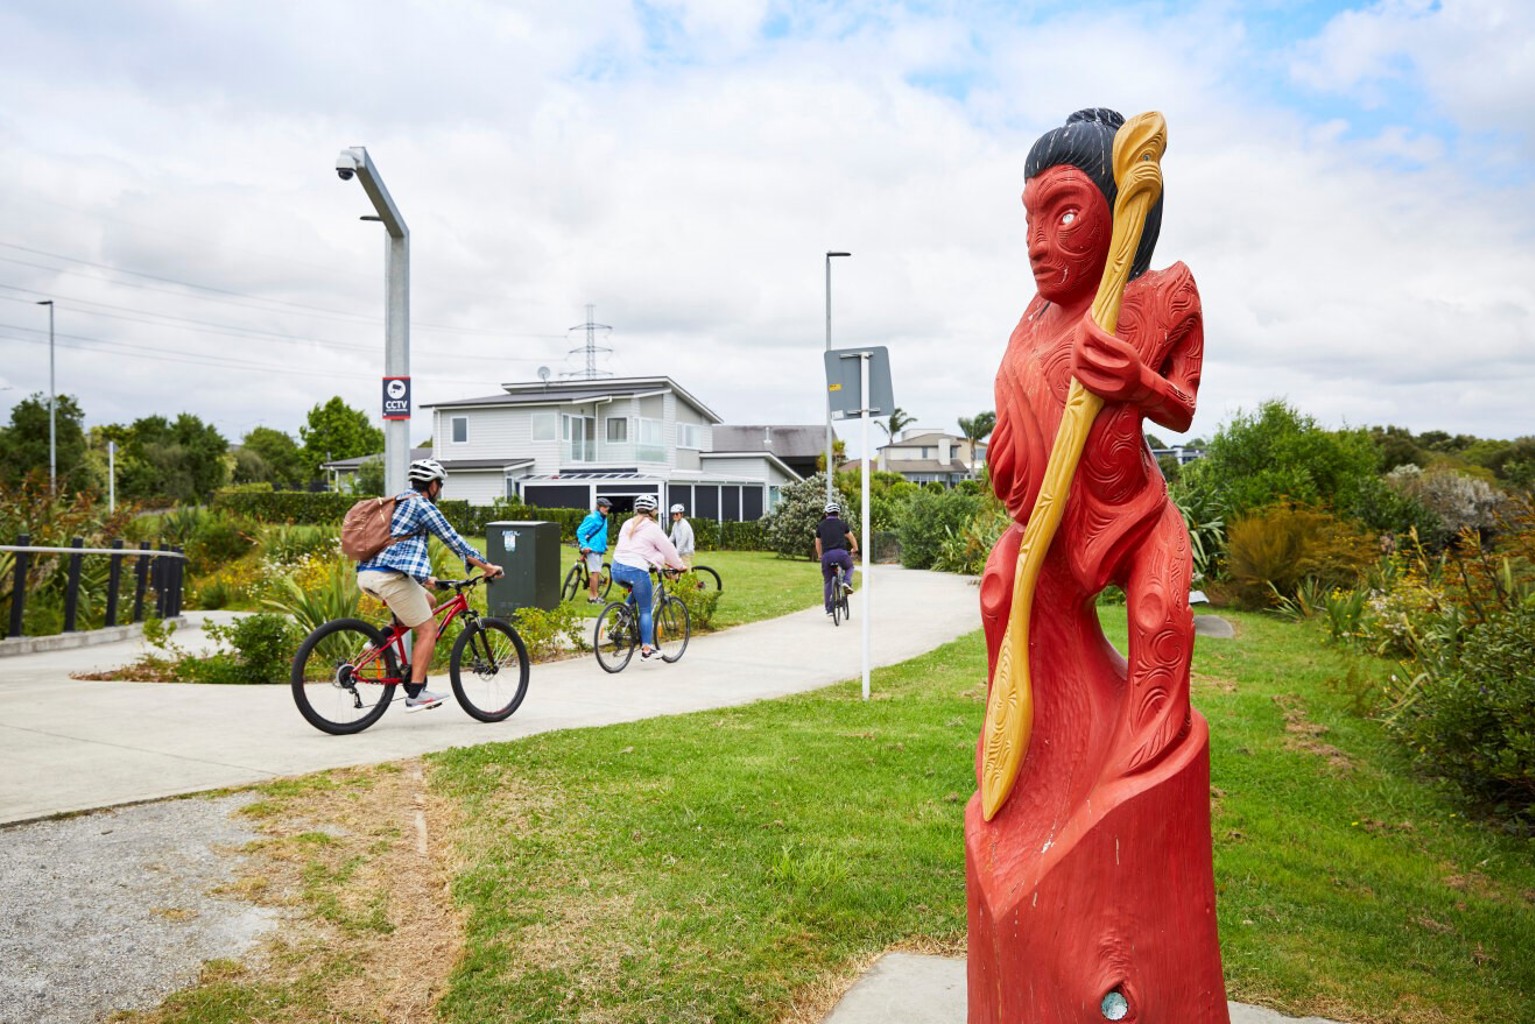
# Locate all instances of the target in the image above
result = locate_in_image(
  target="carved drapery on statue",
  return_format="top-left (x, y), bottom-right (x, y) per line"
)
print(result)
top-left (965, 108), bottom-right (1229, 1023)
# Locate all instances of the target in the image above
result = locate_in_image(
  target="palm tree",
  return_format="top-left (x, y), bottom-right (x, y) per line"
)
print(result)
top-left (879, 407), bottom-right (917, 441)
top-left (957, 411), bottom-right (996, 478)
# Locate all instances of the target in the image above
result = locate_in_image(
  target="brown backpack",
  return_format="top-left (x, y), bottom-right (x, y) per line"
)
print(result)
top-left (340, 494), bottom-right (422, 562)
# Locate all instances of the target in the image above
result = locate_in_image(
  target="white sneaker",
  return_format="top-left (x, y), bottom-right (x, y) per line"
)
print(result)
top-left (404, 689), bottom-right (446, 712)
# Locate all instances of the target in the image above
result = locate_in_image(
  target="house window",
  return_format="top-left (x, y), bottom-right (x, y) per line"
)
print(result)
top-left (637, 417), bottom-right (665, 462)
top-left (677, 422), bottom-right (700, 449)
top-left (562, 413), bottom-right (596, 462)
top-left (921, 446), bottom-right (934, 459)
top-left (451, 416), bottom-right (468, 444)
top-left (531, 412), bottom-right (557, 441)
top-left (606, 417), bottom-right (628, 443)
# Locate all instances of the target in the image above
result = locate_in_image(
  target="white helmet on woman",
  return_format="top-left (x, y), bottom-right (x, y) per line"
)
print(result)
top-left (408, 458), bottom-right (448, 485)
top-left (670, 503), bottom-right (686, 514)
top-left (633, 494), bottom-right (659, 513)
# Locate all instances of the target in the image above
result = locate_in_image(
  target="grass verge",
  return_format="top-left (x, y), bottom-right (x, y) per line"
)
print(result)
top-left (129, 607), bottom-right (1535, 1023)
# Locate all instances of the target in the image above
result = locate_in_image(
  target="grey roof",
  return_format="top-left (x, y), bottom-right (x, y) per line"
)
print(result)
top-left (321, 446), bottom-right (431, 471)
top-left (711, 425), bottom-right (828, 460)
top-left (885, 459), bottom-right (973, 475)
top-left (883, 431), bottom-right (964, 448)
top-left (436, 458), bottom-right (535, 472)
top-left (424, 376), bottom-right (722, 423)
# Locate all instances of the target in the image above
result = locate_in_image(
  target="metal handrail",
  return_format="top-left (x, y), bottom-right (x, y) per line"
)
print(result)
top-left (0, 545), bottom-right (187, 558)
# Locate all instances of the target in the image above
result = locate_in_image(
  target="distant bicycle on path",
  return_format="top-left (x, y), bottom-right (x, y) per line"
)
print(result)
top-left (290, 575), bottom-right (529, 735)
top-left (829, 563), bottom-right (853, 626)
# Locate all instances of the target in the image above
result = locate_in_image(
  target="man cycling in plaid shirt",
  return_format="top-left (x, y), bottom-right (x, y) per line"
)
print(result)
top-left (356, 458), bottom-right (503, 712)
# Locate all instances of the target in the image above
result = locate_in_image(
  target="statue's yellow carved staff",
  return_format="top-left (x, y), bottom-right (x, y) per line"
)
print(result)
top-left (980, 111), bottom-right (1167, 821)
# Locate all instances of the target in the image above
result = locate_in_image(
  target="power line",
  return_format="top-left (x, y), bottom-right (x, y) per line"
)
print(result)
top-left (0, 242), bottom-right (567, 339)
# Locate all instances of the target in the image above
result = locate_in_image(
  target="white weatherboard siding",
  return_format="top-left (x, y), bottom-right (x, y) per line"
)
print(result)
top-left (442, 470), bottom-right (505, 506)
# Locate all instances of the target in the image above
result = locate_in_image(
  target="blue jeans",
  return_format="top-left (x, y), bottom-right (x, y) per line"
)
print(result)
top-left (821, 550), bottom-right (853, 611)
top-left (611, 562), bottom-right (655, 646)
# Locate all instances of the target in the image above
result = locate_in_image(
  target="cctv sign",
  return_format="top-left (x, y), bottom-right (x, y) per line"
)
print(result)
top-left (382, 376), bottom-right (411, 421)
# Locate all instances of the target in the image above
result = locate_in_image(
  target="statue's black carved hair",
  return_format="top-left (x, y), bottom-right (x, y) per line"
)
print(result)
top-left (1025, 108), bottom-right (1162, 279)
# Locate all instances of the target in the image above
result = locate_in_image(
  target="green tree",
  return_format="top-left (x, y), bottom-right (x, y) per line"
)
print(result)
top-left (353, 456), bottom-right (385, 496)
top-left (1176, 399), bottom-right (1381, 519)
top-left (957, 411), bottom-right (996, 476)
top-left (114, 413), bottom-right (230, 503)
top-left (300, 397), bottom-right (383, 482)
top-left (237, 426), bottom-right (306, 488)
top-left (0, 392), bottom-right (89, 491)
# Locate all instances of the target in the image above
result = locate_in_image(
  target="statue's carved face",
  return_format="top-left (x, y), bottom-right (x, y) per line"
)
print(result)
top-left (1022, 165), bottom-right (1111, 304)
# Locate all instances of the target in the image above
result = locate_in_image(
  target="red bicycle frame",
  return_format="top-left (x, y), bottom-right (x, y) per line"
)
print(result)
top-left (354, 587), bottom-right (475, 686)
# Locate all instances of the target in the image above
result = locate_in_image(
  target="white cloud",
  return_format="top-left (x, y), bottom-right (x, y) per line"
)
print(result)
top-left (0, 0), bottom-right (1530, 456)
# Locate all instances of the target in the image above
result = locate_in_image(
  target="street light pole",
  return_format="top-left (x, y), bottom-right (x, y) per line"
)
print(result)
top-left (824, 251), bottom-right (850, 503)
top-left (36, 299), bottom-right (55, 495)
top-left (336, 147), bottom-right (410, 497)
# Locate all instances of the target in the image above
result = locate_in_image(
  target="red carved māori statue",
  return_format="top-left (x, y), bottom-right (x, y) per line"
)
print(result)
top-left (966, 108), bottom-right (1229, 1023)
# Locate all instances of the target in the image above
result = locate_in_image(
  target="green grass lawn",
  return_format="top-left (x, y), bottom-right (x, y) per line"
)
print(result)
top-left (140, 605), bottom-right (1535, 1023)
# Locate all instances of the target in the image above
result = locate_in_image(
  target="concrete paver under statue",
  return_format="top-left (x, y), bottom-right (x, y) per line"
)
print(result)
top-left (1, 566), bottom-right (979, 825)
top-left (821, 954), bottom-right (1344, 1024)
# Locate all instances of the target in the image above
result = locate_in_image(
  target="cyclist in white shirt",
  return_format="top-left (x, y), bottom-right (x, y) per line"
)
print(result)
top-left (668, 503), bottom-right (695, 567)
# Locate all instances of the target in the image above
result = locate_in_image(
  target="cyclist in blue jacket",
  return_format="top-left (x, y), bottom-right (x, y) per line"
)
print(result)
top-left (576, 497), bottom-right (613, 603)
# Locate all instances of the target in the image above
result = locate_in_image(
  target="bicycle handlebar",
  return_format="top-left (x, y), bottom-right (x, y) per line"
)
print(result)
top-left (433, 574), bottom-right (492, 591)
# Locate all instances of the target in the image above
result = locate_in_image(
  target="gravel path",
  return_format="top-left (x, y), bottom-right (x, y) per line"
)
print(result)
top-left (0, 795), bottom-right (276, 1024)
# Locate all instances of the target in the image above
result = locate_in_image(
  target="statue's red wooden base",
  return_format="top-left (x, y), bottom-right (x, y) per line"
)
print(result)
top-left (966, 547), bottom-right (1229, 1023)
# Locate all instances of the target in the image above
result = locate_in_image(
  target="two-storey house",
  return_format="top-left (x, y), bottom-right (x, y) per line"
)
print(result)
top-left (874, 429), bottom-right (984, 486)
top-left (422, 377), bottom-right (802, 519)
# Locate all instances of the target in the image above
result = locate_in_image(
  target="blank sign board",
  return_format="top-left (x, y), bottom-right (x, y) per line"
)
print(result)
top-left (824, 346), bottom-right (894, 419)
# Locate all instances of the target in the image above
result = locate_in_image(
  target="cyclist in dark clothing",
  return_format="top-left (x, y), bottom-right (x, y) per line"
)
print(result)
top-left (814, 502), bottom-right (857, 615)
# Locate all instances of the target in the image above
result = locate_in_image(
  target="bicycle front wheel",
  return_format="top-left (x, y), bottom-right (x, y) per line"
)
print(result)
top-left (291, 618), bottom-right (398, 735)
top-left (561, 564), bottom-right (582, 603)
top-left (691, 566), bottom-right (722, 593)
top-left (594, 601), bottom-right (636, 673)
top-left (598, 564), bottom-right (614, 600)
top-left (450, 618), bottom-right (531, 722)
top-left (656, 595), bottom-right (690, 662)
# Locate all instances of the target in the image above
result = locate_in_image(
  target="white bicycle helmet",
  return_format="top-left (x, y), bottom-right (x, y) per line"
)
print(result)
top-left (670, 503), bottom-right (686, 514)
top-left (633, 494), bottom-right (659, 513)
top-left (408, 458), bottom-right (448, 485)
top-left (823, 502), bottom-right (841, 515)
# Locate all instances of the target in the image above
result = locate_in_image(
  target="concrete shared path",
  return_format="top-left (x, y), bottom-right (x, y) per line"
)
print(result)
top-left (2, 565), bottom-right (980, 825)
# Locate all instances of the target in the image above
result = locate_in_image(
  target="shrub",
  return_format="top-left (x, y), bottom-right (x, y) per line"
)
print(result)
top-left (509, 603), bottom-right (588, 661)
top-left (183, 510), bottom-right (258, 575)
top-left (932, 493), bottom-right (1010, 576)
top-left (1224, 504), bottom-right (1376, 609)
top-left (1389, 606), bottom-right (1535, 824)
top-left (666, 572), bottom-right (721, 631)
top-left (897, 488), bottom-right (981, 570)
top-left (186, 613), bottom-right (305, 685)
top-left (760, 474), bottom-right (857, 560)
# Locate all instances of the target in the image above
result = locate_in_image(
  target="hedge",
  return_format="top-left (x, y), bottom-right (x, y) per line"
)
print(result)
top-left (212, 490), bottom-right (770, 551)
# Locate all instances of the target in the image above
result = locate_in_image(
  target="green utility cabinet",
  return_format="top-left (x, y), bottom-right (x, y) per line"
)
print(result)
top-left (485, 521), bottom-right (561, 614)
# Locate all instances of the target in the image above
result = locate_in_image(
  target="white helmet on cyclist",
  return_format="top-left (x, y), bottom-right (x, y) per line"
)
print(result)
top-left (824, 502), bottom-right (841, 515)
top-left (408, 458), bottom-right (448, 485)
top-left (633, 494), bottom-right (659, 514)
top-left (670, 503), bottom-right (686, 515)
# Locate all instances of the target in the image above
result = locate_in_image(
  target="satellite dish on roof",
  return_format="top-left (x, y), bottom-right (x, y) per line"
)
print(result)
top-left (537, 366), bottom-right (551, 382)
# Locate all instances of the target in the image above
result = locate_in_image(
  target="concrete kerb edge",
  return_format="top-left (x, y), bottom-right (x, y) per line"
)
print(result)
top-left (0, 617), bottom-right (188, 657)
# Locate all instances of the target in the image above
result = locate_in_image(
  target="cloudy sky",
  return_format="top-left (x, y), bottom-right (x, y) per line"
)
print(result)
top-left (1, 0), bottom-right (1530, 456)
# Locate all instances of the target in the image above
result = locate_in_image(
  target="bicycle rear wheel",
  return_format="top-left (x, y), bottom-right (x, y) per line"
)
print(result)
top-left (690, 565), bottom-right (722, 592)
top-left (450, 618), bottom-right (531, 722)
top-left (831, 573), bottom-right (843, 627)
top-left (655, 595), bottom-right (690, 662)
top-left (291, 618), bottom-right (397, 735)
top-left (561, 564), bottom-right (582, 603)
top-left (594, 601), bottom-right (636, 673)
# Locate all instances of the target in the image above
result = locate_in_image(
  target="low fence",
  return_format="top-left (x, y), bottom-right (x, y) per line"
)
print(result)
top-left (2, 534), bottom-right (187, 638)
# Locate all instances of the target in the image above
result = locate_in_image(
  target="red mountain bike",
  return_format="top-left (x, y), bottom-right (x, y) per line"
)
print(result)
top-left (290, 575), bottom-right (529, 735)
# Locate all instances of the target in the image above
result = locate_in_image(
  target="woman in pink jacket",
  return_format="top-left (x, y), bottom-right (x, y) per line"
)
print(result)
top-left (610, 494), bottom-right (689, 658)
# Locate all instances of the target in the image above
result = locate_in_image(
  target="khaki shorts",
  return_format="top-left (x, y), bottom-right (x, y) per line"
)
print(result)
top-left (357, 570), bottom-right (432, 628)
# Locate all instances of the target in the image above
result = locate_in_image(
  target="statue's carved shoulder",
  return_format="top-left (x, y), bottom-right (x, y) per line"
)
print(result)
top-left (1126, 261), bottom-right (1201, 330)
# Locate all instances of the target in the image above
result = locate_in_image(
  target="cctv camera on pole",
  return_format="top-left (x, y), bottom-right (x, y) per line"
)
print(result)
top-left (335, 146), bottom-right (410, 497)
